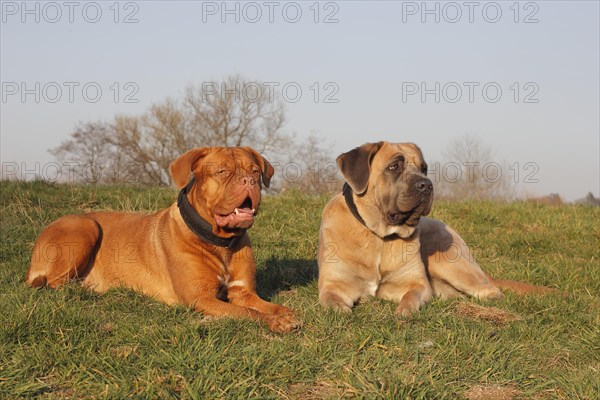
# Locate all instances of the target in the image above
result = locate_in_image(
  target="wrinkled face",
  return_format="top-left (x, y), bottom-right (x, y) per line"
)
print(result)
top-left (369, 143), bottom-right (433, 231)
top-left (170, 146), bottom-right (274, 235)
top-left (193, 148), bottom-right (266, 231)
top-left (337, 142), bottom-right (433, 238)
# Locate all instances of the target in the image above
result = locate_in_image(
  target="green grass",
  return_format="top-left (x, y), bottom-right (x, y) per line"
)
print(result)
top-left (1, 180), bottom-right (599, 399)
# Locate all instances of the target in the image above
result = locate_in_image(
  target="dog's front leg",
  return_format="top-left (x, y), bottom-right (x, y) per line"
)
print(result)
top-left (192, 297), bottom-right (296, 333)
top-left (376, 260), bottom-right (433, 317)
top-left (177, 276), bottom-right (298, 333)
top-left (226, 241), bottom-right (300, 331)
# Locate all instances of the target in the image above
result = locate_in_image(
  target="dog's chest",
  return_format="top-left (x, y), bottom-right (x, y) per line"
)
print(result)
top-left (213, 249), bottom-right (234, 277)
top-left (364, 238), bottom-right (422, 290)
top-left (212, 249), bottom-right (246, 287)
top-left (380, 239), bottom-right (421, 271)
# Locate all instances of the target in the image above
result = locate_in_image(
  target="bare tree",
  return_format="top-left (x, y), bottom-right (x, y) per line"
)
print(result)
top-left (184, 75), bottom-right (291, 154)
top-left (49, 121), bottom-right (124, 184)
top-left (278, 135), bottom-right (342, 195)
top-left (575, 192), bottom-right (600, 206)
top-left (51, 75), bottom-right (299, 186)
top-left (432, 135), bottom-right (516, 201)
top-left (111, 99), bottom-right (190, 186)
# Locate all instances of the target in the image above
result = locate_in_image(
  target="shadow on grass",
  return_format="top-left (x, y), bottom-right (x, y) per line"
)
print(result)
top-left (256, 257), bottom-right (317, 300)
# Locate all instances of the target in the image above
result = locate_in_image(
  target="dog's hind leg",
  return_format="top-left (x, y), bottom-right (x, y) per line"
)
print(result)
top-left (26, 215), bottom-right (101, 289)
top-left (419, 218), bottom-right (503, 300)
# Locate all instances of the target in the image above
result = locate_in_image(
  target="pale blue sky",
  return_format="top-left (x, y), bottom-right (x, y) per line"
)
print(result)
top-left (1, 1), bottom-right (599, 200)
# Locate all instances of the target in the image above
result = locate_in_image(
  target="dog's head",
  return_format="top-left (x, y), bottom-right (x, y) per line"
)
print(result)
top-left (169, 146), bottom-right (274, 235)
top-left (337, 141), bottom-right (433, 238)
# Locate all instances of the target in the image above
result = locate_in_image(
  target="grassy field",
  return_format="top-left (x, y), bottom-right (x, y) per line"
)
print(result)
top-left (1, 180), bottom-right (599, 399)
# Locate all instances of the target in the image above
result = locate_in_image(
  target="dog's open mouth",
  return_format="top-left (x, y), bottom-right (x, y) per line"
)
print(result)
top-left (214, 197), bottom-right (255, 228)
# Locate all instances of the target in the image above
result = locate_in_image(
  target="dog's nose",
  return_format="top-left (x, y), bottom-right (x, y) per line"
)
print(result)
top-left (240, 175), bottom-right (256, 187)
top-left (415, 178), bottom-right (433, 194)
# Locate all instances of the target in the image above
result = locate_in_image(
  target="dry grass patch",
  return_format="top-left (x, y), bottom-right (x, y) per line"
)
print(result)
top-left (464, 384), bottom-right (522, 400)
top-left (455, 302), bottom-right (521, 325)
top-left (286, 380), bottom-right (347, 400)
top-left (109, 344), bottom-right (139, 359)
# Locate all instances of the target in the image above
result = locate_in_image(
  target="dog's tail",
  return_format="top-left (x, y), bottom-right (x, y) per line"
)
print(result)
top-left (486, 275), bottom-right (556, 295)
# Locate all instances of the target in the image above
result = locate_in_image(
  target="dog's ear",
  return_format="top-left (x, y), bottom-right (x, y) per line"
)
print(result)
top-left (336, 142), bottom-right (384, 195)
top-left (258, 156), bottom-right (275, 188)
top-left (169, 147), bottom-right (212, 188)
top-left (242, 147), bottom-right (275, 188)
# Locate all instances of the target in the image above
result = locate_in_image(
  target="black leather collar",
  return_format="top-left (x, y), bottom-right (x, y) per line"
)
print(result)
top-left (177, 178), bottom-right (243, 250)
top-left (342, 183), bottom-right (411, 241)
top-left (342, 183), bottom-right (367, 227)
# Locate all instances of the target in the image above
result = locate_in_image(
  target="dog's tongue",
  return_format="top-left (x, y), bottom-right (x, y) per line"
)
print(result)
top-left (215, 208), bottom-right (255, 228)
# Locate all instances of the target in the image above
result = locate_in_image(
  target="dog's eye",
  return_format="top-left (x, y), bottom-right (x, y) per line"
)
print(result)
top-left (421, 163), bottom-right (428, 174)
top-left (252, 169), bottom-right (261, 176)
top-left (388, 156), bottom-right (404, 171)
top-left (217, 169), bottom-right (227, 175)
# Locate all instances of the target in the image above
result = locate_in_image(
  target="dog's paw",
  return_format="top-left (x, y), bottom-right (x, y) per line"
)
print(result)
top-left (394, 303), bottom-right (418, 317)
top-left (273, 305), bottom-right (296, 317)
top-left (265, 313), bottom-right (300, 333)
top-left (394, 293), bottom-right (421, 317)
top-left (319, 291), bottom-right (353, 313)
top-left (330, 302), bottom-right (352, 313)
